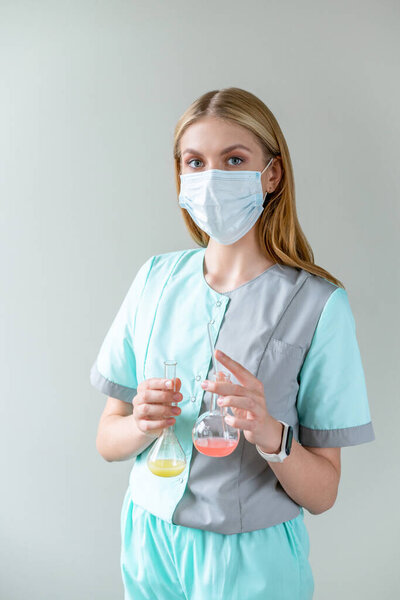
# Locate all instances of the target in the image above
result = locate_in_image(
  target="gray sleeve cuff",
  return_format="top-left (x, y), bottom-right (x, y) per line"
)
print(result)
top-left (89, 361), bottom-right (137, 404)
top-left (299, 421), bottom-right (375, 447)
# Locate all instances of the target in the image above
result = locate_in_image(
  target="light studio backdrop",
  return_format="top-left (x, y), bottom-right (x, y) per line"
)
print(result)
top-left (1, 1), bottom-right (398, 598)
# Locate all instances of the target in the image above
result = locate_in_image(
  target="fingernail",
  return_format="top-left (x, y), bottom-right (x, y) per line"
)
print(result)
top-left (165, 380), bottom-right (173, 388)
top-left (201, 381), bottom-right (209, 388)
top-left (217, 398), bottom-right (224, 406)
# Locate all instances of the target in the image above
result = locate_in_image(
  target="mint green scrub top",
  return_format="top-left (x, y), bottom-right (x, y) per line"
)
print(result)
top-left (90, 248), bottom-right (375, 534)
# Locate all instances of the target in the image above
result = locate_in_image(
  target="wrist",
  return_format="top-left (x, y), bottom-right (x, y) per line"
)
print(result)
top-left (257, 418), bottom-right (284, 454)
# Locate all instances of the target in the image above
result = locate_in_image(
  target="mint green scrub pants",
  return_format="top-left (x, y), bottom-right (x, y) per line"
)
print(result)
top-left (120, 487), bottom-right (314, 600)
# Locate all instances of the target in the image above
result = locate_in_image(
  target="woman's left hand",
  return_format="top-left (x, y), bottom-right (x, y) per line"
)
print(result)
top-left (200, 349), bottom-right (283, 452)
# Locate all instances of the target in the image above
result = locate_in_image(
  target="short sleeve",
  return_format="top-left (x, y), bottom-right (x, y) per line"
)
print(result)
top-left (297, 287), bottom-right (376, 447)
top-left (89, 255), bottom-right (154, 403)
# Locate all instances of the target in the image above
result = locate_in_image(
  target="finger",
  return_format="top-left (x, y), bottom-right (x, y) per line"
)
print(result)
top-left (213, 349), bottom-right (261, 393)
top-left (137, 402), bottom-right (181, 420)
top-left (224, 414), bottom-right (257, 431)
top-left (230, 406), bottom-right (254, 421)
top-left (139, 377), bottom-right (182, 392)
top-left (201, 379), bottom-right (247, 397)
top-left (139, 417), bottom-right (176, 433)
top-left (134, 388), bottom-right (183, 406)
top-left (217, 394), bottom-right (262, 416)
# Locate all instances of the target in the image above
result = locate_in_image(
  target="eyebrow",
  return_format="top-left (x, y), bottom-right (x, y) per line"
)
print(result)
top-left (182, 144), bottom-right (252, 156)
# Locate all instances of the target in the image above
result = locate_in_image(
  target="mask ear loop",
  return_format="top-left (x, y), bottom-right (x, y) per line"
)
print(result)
top-left (261, 157), bottom-right (274, 209)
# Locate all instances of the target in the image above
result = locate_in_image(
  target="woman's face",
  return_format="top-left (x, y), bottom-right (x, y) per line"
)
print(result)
top-left (179, 115), bottom-right (281, 194)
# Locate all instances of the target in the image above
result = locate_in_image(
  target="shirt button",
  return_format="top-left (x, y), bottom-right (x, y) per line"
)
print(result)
top-left (195, 375), bottom-right (201, 381)
top-left (179, 478), bottom-right (184, 483)
top-left (209, 319), bottom-right (215, 325)
top-left (191, 396), bottom-right (196, 402)
top-left (216, 300), bottom-right (222, 307)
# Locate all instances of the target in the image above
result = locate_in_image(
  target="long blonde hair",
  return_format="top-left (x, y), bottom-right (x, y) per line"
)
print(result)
top-left (173, 87), bottom-right (344, 289)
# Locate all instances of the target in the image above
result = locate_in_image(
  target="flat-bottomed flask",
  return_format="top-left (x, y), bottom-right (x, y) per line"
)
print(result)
top-left (147, 360), bottom-right (186, 477)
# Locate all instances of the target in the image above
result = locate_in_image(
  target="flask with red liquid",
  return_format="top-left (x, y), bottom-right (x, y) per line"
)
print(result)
top-left (192, 370), bottom-right (240, 457)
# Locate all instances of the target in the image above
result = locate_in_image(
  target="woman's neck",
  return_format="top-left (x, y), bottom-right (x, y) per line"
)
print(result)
top-left (203, 239), bottom-right (276, 294)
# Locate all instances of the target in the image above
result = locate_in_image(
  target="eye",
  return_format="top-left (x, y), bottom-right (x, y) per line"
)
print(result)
top-left (186, 159), bottom-right (203, 168)
top-left (227, 156), bottom-right (244, 166)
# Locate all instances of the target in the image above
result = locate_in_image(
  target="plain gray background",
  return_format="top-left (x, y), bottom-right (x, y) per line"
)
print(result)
top-left (1, 1), bottom-right (399, 598)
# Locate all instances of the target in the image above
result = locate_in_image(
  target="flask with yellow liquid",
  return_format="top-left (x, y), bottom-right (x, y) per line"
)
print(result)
top-left (147, 360), bottom-right (187, 478)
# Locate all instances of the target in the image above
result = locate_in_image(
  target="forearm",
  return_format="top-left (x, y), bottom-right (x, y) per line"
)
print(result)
top-left (96, 414), bottom-right (158, 462)
top-left (259, 418), bottom-right (339, 515)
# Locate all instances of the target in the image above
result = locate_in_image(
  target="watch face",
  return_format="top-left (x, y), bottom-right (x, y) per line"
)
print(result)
top-left (285, 426), bottom-right (293, 455)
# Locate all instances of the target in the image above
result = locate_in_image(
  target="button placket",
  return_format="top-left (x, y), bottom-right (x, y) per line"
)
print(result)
top-left (192, 296), bottom-right (229, 413)
top-left (208, 295), bottom-right (229, 364)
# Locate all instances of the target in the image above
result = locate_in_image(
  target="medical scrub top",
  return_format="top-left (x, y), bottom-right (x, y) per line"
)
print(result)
top-left (90, 247), bottom-right (375, 534)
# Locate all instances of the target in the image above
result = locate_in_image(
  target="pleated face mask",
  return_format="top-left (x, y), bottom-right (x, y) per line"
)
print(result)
top-left (178, 157), bottom-right (274, 245)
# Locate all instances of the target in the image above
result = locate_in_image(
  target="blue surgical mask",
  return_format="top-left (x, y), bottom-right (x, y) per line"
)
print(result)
top-left (178, 158), bottom-right (274, 245)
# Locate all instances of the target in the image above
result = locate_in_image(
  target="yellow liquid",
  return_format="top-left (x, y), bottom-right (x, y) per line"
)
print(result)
top-left (147, 459), bottom-right (186, 477)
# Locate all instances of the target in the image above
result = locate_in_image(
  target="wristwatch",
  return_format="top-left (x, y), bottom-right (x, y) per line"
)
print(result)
top-left (256, 420), bottom-right (293, 463)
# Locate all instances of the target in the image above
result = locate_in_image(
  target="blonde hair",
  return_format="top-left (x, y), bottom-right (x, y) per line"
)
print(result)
top-left (173, 87), bottom-right (344, 289)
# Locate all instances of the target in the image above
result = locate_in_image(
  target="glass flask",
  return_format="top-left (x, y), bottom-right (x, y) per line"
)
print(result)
top-left (192, 370), bottom-right (240, 457)
top-left (147, 360), bottom-right (187, 477)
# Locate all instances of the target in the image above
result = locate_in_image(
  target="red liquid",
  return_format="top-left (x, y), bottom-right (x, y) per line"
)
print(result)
top-left (194, 438), bottom-right (239, 457)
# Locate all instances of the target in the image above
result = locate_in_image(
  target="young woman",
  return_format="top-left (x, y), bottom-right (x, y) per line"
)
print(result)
top-left (90, 87), bottom-right (375, 599)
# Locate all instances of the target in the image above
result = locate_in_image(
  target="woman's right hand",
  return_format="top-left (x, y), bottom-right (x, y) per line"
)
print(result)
top-left (132, 377), bottom-right (183, 437)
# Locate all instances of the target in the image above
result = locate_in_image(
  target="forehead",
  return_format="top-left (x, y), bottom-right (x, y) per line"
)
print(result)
top-left (179, 116), bottom-right (261, 154)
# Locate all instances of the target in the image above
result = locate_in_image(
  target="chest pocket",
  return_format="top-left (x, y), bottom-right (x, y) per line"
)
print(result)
top-left (257, 337), bottom-right (305, 419)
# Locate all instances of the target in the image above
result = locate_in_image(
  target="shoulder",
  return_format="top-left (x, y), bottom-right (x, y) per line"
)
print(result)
top-left (137, 248), bottom-right (201, 282)
top-left (276, 265), bottom-right (353, 339)
top-left (275, 263), bottom-right (344, 312)
top-left (304, 272), bottom-right (355, 335)
top-left (300, 267), bottom-right (341, 301)
top-left (298, 272), bottom-right (356, 347)
top-left (316, 286), bottom-right (355, 335)
top-left (297, 268), bottom-right (352, 325)
top-left (151, 247), bottom-right (196, 265)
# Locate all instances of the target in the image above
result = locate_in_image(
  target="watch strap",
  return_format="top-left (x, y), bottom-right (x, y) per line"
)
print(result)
top-left (256, 420), bottom-right (292, 462)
